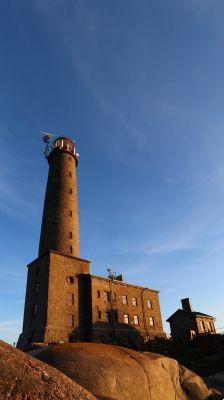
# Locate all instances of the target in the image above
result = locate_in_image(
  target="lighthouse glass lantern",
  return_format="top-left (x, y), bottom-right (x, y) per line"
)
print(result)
top-left (54, 137), bottom-right (76, 154)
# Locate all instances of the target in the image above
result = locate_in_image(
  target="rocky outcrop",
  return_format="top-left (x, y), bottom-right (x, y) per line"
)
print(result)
top-left (1, 339), bottom-right (220, 400)
top-left (0, 340), bottom-right (96, 400)
top-left (144, 352), bottom-right (213, 400)
top-left (34, 342), bottom-right (216, 400)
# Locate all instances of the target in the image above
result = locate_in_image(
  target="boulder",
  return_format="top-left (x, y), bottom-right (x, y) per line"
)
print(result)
top-left (179, 364), bottom-right (214, 400)
top-left (0, 340), bottom-right (96, 400)
top-left (34, 342), bottom-right (215, 400)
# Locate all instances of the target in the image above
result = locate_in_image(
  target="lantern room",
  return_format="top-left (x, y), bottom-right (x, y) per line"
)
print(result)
top-left (43, 134), bottom-right (79, 164)
top-left (54, 137), bottom-right (75, 153)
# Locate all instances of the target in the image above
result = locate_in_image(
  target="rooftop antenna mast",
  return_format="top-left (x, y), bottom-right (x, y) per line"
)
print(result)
top-left (107, 266), bottom-right (116, 280)
top-left (41, 131), bottom-right (54, 158)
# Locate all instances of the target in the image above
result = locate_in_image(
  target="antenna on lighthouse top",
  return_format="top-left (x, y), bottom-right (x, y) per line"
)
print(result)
top-left (41, 131), bottom-right (54, 158)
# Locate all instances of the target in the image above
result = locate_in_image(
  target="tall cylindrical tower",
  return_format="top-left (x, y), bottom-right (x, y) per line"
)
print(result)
top-left (38, 136), bottom-right (79, 257)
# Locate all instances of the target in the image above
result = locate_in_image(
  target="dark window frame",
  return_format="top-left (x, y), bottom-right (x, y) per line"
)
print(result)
top-left (33, 304), bottom-right (38, 318)
top-left (105, 311), bottom-right (111, 323)
top-left (34, 281), bottom-right (39, 295)
top-left (104, 291), bottom-right (110, 302)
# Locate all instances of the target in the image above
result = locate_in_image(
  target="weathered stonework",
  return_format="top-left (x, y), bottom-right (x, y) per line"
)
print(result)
top-left (18, 250), bottom-right (91, 347)
top-left (91, 276), bottom-right (165, 345)
top-left (18, 136), bottom-right (166, 349)
top-left (39, 145), bottom-right (79, 258)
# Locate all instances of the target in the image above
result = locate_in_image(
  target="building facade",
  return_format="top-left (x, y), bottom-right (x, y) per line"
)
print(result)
top-left (18, 136), bottom-right (165, 349)
top-left (167, 298), bottom-right (216, 341)
top-left (90, 275), bottom-right (165, 345)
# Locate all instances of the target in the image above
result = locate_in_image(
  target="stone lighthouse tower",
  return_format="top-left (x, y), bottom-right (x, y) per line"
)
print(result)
top-left (39, 137), bottom-right (80, 258)
top-left (18, 136), bottom-right (91, 348)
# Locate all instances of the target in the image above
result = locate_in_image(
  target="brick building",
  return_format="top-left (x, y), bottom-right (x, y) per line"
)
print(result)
top-left (167, 298), bottom-right (216, 341)
top-left (18, 136), bottom-right (165, 349)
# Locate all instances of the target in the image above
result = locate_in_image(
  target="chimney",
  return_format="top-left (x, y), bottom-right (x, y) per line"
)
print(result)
top-left (181, 298), bottom-right (193, 312)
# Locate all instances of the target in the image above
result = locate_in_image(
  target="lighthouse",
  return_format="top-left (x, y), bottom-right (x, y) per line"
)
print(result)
top-left (39, 137), bottom-right (80, 257)
top-left (18, 135), bottom-right (91, 348)
top-left (18, 134), bottom-right (166, 350)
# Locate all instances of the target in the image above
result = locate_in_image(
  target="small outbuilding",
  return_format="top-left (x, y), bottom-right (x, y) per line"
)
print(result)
top-left (167, 298), bottom-right (216, 341)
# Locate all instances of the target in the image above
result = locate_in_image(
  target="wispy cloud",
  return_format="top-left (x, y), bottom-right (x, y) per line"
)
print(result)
top-left (0, 319), bottom-right (22, 344)
top-left (0, 126), bottom-right (39, 222)
top-left (122, 257), bottom-right (153, 276)
top-left (33, 2), bottom-right (149, 151)
top-left (114, 221), bottom-right (201, 257)
top-left (80, 208), bottom-right (108, 224)
top-left (145, 235), bottom-right (195, 256)
top-left (0, 320), bottom-right (22, 332)
top-left (67, 51), bottom-right (147, 150)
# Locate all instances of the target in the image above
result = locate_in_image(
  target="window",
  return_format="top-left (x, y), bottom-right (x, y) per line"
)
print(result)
top-left (33, 304), bottom-right (38, 317)
top-left (34, 282), bottom-right (39, 294)
top-left (113, 293), bottom-right (117, 301)
top-left (190, 330), bottom-right (196, 340)
top-left (66, 314), bottom-right (74, 327)
top-left (69, 210), bottom-right (73, 217)
top-left (69, 231), bottom-right (73, 239)
top-left (66, 293), bottom-right (74, 306)
top-left (67, 276), bottom-right (75, 284)
top-left (69, 188), bottom-right (73, 194)
top-left (200, 320), bottom-right (206, 332)
top-left (105, 312), bottom-right (111, 323)
top-left (98, 310), bottom-right (102, 320)
top-left (122, 295), bottom-right (128, 305)
top-left (97, 290), bottom-right (101, 299)
top-left (124, 314), bottom-right (129, 324)
top-left (132, 297), bottom-right (137, 306)
top-left (70, 245), bottom-right (73, 254)
top-left (147, 300), bottom-right (153, 309)
top-left (69, 172), bottom-right (72, 177)
top-left (149, 317), bottom-right (154, 326)
top-left (104, 291), bottom-right (110, 302)
top-left (55, 139), bottom-right (63, 148)
top-left (133, 315), bottom-right (139, 325)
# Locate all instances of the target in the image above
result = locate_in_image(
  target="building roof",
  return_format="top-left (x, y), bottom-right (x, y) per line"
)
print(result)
top-left (91, 274), bottom-right (159, 292)
top-left (166, 308), bottom-right (215, 322)
top-left (191, 311), bottom-right (214, 318)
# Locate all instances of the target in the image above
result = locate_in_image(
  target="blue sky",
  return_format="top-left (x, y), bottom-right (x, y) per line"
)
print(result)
top-left (0, 0), bottom-right (224, 343)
